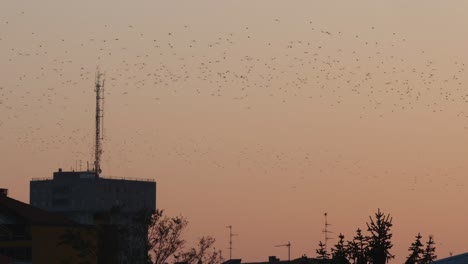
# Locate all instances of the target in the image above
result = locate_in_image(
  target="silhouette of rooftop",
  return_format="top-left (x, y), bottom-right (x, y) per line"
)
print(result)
top-left (434, 253), bottom-right (468, 264)
top-left (237, 256), bottom-right (327, 264)
top-left (0, 193), bottom-right (74, 225)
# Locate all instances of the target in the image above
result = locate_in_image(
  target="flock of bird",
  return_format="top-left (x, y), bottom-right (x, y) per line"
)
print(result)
top-left (1, 12), bottom-right (468, 191)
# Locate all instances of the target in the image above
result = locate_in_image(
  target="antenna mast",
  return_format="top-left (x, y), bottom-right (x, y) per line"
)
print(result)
top-left (274, 241), bottom-right (291, 262)
top-left (226, 225), bottom-right (237, 260)
top-left (322, 212), bottom-right (333, 253)
top-left (94, 70), bottom-right (105, 177)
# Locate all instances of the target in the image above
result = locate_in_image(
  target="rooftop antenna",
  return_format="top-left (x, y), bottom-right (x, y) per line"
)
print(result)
top-left (94, 70), bottom-right (105, 177)
top-left (226, 225), bottom-right (238, 260)
top-left (322, 212), bottom-right (333, 253)
top-left (274, 241), bottom-right (291, 262)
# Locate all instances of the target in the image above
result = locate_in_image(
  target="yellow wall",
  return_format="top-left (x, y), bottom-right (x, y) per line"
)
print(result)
top-left (31, 225), bottom-right (97, 264)
top-left (0, 240), bottom-right (31, 248)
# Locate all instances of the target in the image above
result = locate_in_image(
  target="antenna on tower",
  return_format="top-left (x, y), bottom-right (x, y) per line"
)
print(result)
top-left (274, 241), bottom-right (291, 262)
top-left (94, 70), bottom-right (105, 177)
top-left (322, 212), bottom-right (333, 253)
top-left (226, 225), bottom-right (238, 260)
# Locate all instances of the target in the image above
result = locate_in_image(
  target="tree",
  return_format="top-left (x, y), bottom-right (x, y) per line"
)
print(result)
top-left (59, 206), bottom-right (156, 264)
top-left (59, 225), bottom-right (98, 264)
top-left (421, 236), bottom-right (436, 264)
top-left (347, 228), bottom-right (368, 264)
top-left (405, 233), bottom-right (424, 264)
top-left (316, 241), bottom-right (330, 260)
top-left (147, 210), bottom-right (189, 264)
top-left (331, 233), bottom-right (350, 264)
top-left (118, 209), bottom-right (154, 264)
top-left (175, 236), bottom-right (224, 264)
top-left (366, 209), bottom-right (394, 264)
top-left (146, 210), bottom-right (223, 264)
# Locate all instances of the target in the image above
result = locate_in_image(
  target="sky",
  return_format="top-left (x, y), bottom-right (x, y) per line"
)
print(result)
top-left (2, 1), bottom-right (468, 262)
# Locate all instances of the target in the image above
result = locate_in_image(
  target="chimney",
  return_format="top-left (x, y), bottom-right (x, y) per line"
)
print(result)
top-left (269, 256), bottom-right (279, 264)
top-left (0, 188), bottom-right (8, 197)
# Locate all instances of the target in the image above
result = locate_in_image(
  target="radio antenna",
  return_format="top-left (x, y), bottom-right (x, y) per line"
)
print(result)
top-left (94, 70), bottom-right (105, 177)
top-left (226, 225), bottom-right (238, 260)
top-left (274, 241), bottom-right (291, 262)
top-left (322, 212), bottom-right (333, 253)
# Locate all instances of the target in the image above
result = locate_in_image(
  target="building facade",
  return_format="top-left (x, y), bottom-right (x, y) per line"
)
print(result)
top-left (30, 169), bottom-right (156, 224)
top-left (0, 190), bottom-right (97, 264)
top-left (30, 169), bottom-right (157, 264)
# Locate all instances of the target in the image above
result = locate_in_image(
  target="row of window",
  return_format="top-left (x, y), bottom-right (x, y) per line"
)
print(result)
top-left (32, 198), bottom-right (150, 209)
top-left (32, 184), bottom-right (151, 195)
top-left (0, 247), bottom-right (32, 261)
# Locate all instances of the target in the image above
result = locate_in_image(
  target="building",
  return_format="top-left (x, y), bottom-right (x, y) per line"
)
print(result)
top-left (27, 72), bottom-right (157, 263)
top-left (30, 169), bottom-right (156, 224)
top-left (433, 253), bottom-right (468, 264)
top-left (30, 169), bottom-right (157, 264)
top-left (0, 189), bottom-right (97, 264)
top-left (224, 256), bottom-right (328, 264)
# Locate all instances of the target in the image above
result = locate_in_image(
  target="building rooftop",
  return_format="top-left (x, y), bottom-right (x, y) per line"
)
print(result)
top-left (0, 193), bottom-right (74, 225)
top-left (31, 170), bottom-right (155, 182)
top-left (434, 253), bottom-right (468, 264)
top-left (30, 169), bottom-right (157, 224)
top-left (234, 256), bottom-right (327, 264)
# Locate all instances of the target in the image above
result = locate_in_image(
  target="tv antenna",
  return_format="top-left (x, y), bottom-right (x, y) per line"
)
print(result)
top-left (94, 70), bottom-right (105, 177)
top-left (226, 225), bottom-right (238, 260)
top-left (322, 212), bottom-right (333, 253)
top-left (274, 241), bottom-right (291, 262)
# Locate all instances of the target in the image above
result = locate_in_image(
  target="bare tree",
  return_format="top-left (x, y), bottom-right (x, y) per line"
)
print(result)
top-left (59, 226), bottom-right (98, 264)
top-left (175, 236), bottom-right (224, 264)
top-left (147, 210), bottom-right (189, 264)
top-left (147, 210), bottom-right (223, 264)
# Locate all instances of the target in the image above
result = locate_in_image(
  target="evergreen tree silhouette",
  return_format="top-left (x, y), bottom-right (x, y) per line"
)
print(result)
top-left (316, 241), bottom-right (330, 260)
top-left (331, 233), bottom-right (350, 264)
top-left (347, 228), bottom-right (368, 264)
top-left (421, 236), bottom-right (436, 264)
top-left (366, 209), bottom-right (394, 264)
top-left (404, 233), bottom-right (424, 264)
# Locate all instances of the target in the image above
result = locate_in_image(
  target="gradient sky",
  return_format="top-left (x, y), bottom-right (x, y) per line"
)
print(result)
top-left (2, 1), bottom-right (468, 262)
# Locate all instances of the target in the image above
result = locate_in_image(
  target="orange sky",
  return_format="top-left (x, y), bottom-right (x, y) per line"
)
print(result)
top-left (2, 1), bottom-right (468, 262)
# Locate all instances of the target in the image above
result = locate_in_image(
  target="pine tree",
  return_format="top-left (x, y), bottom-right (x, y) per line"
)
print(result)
top-left (347, 228), bottom-right (368, 264)
top-left (366, 209), bottom-right (394, 264)
top-left (404, 233), bottom-right (424, 264)
top-left (317, 241), bottom-right (330, 260)
top-left (421, 236), bottom-right (436, 264)
top-left (331, 233), bottom-right (350, 264)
